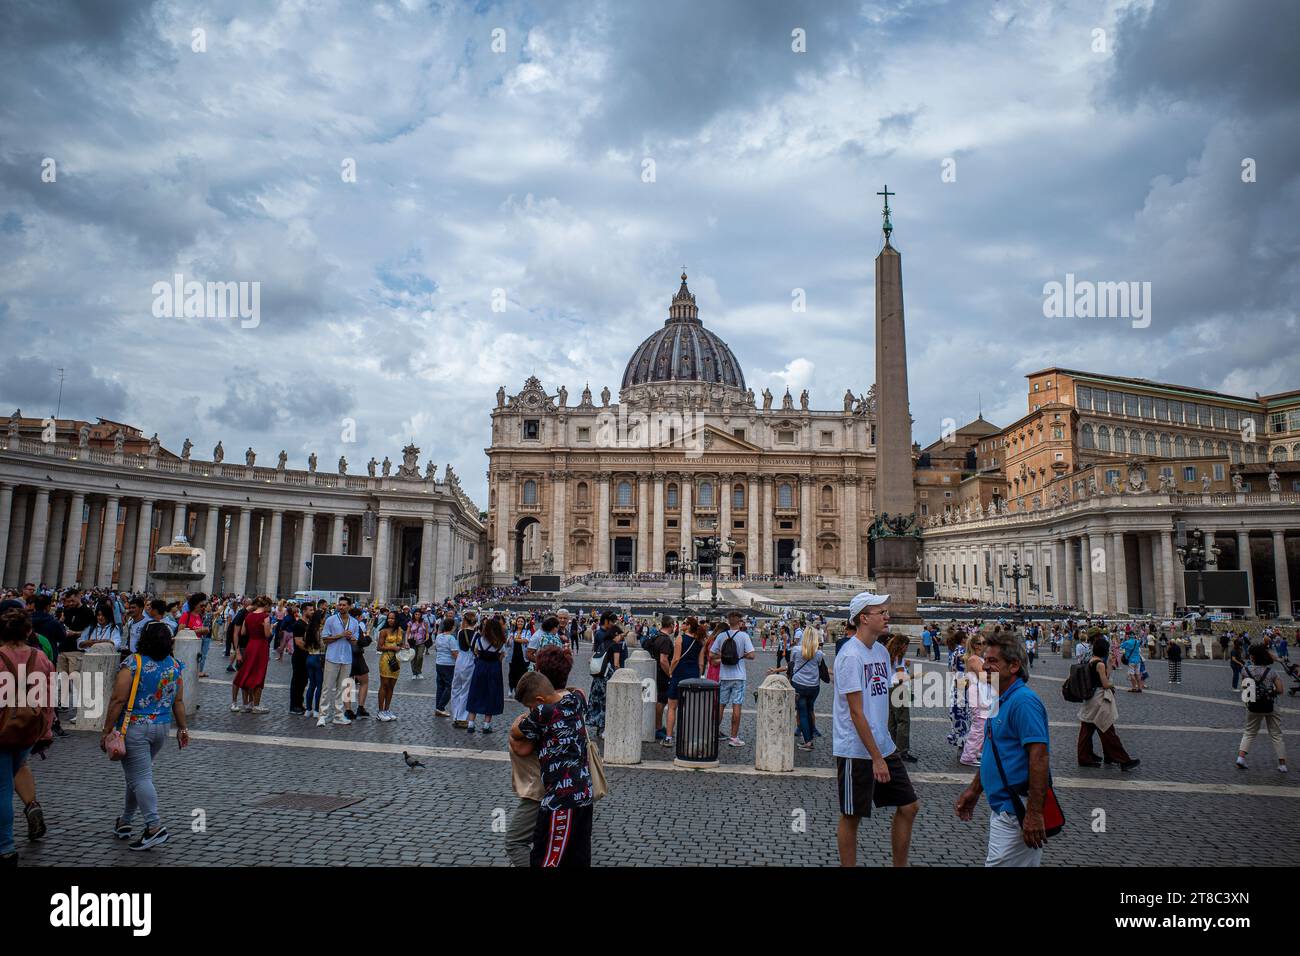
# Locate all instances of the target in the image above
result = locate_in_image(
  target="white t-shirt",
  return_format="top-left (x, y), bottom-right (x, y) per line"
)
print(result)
top-left (832, 636), bottom-right (896, 760)
top-left (710, 629), bottom-right (754, 681)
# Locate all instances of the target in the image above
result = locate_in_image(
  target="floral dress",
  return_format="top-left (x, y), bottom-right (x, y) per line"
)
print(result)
top-left (946, 647), bottom-right (970, 747)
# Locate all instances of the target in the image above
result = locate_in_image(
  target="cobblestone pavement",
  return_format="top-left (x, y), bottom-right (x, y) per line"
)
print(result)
top-left (12, 639), bottom-right (1299, 866)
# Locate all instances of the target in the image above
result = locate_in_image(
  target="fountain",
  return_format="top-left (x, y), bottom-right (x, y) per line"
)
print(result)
top-left (149, 535), bottom-right (206, 603)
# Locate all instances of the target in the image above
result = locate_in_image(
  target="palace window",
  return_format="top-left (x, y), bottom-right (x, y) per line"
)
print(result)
top-left (1175, 436), bottom-right (1186, 457)
top-left (1110, 392), bottom-right (1124, 415)
top-left (1077, 386), bottom-right (1092, 410)
top-left (1244, 443), bottom-right (1256, 463)
top-left (1275, 446), bottom-right (1290, 462)
top-left (667, 483), bottom-right (679, 508)
top-left (1124, 394), bottom-right (1139, 417)
top-left (1129, 430), bottom-right (1141, 455)
top-left (1080, 424), bottom-right (1095, 449)
top-left (1160, 433), bottom-right (1172, 457)
top-left (1183, 466), bottom-right (1197, 482)
top-left (523, 419), bottom-right (540, 440)
top-left (1198, 404), bottom-right (1212, 427)
top-left (699, 481), bottom-right (713, 508)
top-left (1097, 426), bottom-right (1110, 451)
top-left (733, 484), bottom-right (745, 509)
top-left (616, 480), bottom-right (633, 507)
top-left (1145, 432), bottom-right (1157, 456)
top-left (1212, 406), bottom-right (1226, 429)
top-left (1227, 408), bottom-right (1239, 431)
top-left (1168, 400), bottom-right (1182, 423)
top-left (522, 480), bottom-right (538, 505)
top-left (1213, 463), bottom-right (1225, 481)
top-left (778, 483), bottom-right (793, 508)
top-left (1155, 398), bottom-right (1168, 420)
top-left (1105, 469), bottom-right (1121, 486)
top-left (1272, 412), bottom-right (1289, 434)
top-left (1140, 396), bottom-right (1154, 418)
top-left (1188, 438), bottom-right (1201, 457)
top-left (1230, 443), bottom-right (1241, 463)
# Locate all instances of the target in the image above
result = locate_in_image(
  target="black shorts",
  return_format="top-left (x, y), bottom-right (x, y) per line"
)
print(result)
top-left (836, 754), bottom-right (918, 818)
top-left (350, 655), bottom-right (369, 677)
top-left (530, 803), bottom-right (593, 868)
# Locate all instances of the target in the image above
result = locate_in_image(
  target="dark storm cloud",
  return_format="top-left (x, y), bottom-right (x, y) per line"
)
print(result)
top-left (0, 354), bottom-right (128, 419)
top-left (0, 0), bottom-right (155, 52)
top-left (1109, 0), bottom-right (1300, 110)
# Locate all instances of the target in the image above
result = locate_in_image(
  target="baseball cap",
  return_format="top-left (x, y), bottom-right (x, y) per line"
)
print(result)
top-left (848, 591), bottom-right (890, 620)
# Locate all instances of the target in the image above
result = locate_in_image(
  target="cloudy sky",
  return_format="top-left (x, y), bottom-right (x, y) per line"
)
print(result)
top-left (2, 0), bottom-right (1296, 507)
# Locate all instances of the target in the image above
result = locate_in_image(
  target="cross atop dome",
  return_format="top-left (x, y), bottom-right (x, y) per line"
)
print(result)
top-left (668, 269), bottom-right (698, 322)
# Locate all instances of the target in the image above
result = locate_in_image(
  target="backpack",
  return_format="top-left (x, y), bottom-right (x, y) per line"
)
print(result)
top-left (720, 630), bottom-right (741, 667)
top-left (1061, 658), bottom-right (1093, 703)
top-left (1243, 666), bottom-right (1276, 714)
top-left (0, 648), bottom-right (47, 749)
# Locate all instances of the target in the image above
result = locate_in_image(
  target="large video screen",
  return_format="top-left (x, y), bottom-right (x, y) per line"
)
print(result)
top-left (310, 554), bottom-right (373, 594)
top-left (1182, 570), bottom-right (1249, 608)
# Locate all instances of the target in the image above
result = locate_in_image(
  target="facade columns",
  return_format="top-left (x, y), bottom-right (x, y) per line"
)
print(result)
top-left (799, 477), bottom-right (814, 575)
top-left (746, 479), bottom-right (759, 576)
top-left (552, 472), bottom-right (568, 575)
top-left (64, 493), bottom-right (85, 588)
top-left (1110, 532), bottom-right (1128, 614)
top-left (98, 496), bottom-right (120, 588)
top-left (636, 476), bottom-right (650, 573)
top-left (24, 488), bottom-right (50, 587)
top-left (1273, 530), bottom-right (1293, 620)
top-left (297, 512), bottom-right (316, 593)
top-left (760, 478), bottom-right (774, 574)
top-left (842, 479), bottom-right (859, 580)
top-left (233, 507), bottom-right (252, 596)
top-left (596, 474), bottom-right (611, 572)
top-left (651, 475), bottom-right (665, 572)
top-left (418, 517), bottom-right (435, 603)
top-left (1236, 531), bottom-right (1255, 613)
top-left (263, 510), bottom-right (284, 597)
top-left (680, 478), bottom-right (693, 564)
top-left (435, 517), bottom-right (453, 601)
top-left (718, 474), bottom-right (732, 574)
top-left (496, 473), bottom-right (512, 579)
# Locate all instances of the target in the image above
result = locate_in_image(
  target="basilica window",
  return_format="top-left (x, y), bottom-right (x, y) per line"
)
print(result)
top-left (777, 429), bottom-right (795, 444)
top-left (522, 480), bottom-right (538, 505)
top-left (1097, 426), bottom-right (1110, 451)
top-left (577, 427), bottom-right (591, 441)
top-left (667, 484), bottom-right (679, 509)
top-left (616, 481), bottom-right (633, 507)
top-left (576, 482), bottom-right (589, 507)
top-left (1080, 424), bottom-right (1094, 449)
top-left (733, 484), bottom-right (745, 509)
top-left (699, 481), bottom-right (713, 508)
top-left (821, 485), bottom-right (834, 510)
top-left (778, 483), bottom-right (793, 508)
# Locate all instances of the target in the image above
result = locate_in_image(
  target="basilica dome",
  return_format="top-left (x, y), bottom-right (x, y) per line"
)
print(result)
top-left (621, 273), bottom-right (746, 392)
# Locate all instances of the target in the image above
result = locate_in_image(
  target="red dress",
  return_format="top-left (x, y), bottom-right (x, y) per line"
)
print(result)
top-left (232, 610), bottom-right (270, 689)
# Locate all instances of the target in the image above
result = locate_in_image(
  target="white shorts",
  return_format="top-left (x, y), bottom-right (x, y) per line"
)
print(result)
top-left (985, 810), bottom-right (1043, 867)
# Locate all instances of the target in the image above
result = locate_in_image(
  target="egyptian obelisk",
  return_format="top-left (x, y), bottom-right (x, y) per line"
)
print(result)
top-left (871, 186), bottom-right (921, 625)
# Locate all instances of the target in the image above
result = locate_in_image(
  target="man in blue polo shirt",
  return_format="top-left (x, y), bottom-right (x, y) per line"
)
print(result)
top-left (317, 596), bottom-right (361, 727)
top-left (954, 630), bottom-right (1052, 866)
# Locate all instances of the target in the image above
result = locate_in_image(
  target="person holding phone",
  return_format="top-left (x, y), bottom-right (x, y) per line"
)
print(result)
top-left (100, 621), bottom-right (189, 851)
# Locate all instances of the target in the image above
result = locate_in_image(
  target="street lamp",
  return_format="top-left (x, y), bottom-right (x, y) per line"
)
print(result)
top-left (1174, 523), bottom-right (1220, 634)
top-left (693, 532), bottom-right (737, 612)
top-left (999, 550), bottom-right (1032, 611)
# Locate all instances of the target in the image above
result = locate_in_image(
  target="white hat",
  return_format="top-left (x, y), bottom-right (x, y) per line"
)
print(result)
top-left (848, 591), bottom-right (890, 620)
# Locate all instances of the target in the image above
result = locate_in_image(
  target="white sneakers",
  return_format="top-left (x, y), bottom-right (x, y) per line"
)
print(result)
top-left (727, 737), bottom-right (745, 748)
top-left (376, 711), bottom-right (399, 722)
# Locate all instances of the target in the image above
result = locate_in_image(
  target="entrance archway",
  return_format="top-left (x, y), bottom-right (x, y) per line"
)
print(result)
top-left (514, 516), bottom-right (541, 577)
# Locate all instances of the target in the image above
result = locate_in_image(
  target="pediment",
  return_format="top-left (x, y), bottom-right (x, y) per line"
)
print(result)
top-left (693, 424), bottom-right (764, 452)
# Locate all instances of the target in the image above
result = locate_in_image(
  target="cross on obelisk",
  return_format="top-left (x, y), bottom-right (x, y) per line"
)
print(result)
top-left (876, 185), bottom-right (895, 242)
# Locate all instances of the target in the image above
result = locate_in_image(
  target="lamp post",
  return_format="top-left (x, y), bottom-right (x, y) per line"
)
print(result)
top-left (1174, 523), bottom-right (1220, 634)
top-left (999, 551), bottom-right (1032, 611)
top-left (693, 532), bottom-right (736, 613)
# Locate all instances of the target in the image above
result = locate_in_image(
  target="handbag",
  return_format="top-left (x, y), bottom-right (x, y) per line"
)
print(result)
top-left (587, 736), bottom-right (609, 801)
top-left (986, 724), bottom-right (1064, 837)
top-left (105, 654), bottom-right (143, 762)
top-left (589, 645), bottom-right (607, 677)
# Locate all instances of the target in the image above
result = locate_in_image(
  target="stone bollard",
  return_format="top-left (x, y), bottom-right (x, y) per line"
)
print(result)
top-left (755, 673), bottom-right (795, 773)
top-left (74, 644), bottom-right (121, 731)
top-left (603, 669), bottom-right (643, 765)
top-left (626, 648), bottom-right (658, 742)
top-left (173, 629), bottom-right (201, 717)
top-left (823, 641), bottom-right (836, 677)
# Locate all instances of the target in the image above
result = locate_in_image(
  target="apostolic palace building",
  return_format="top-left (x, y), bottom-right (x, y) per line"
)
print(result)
top-left (920, 368), bottom-right (1300, 620)
top-left (0, 415), bottom-right (485, 604)
top-left (486, 273), bottom-right (882, 584)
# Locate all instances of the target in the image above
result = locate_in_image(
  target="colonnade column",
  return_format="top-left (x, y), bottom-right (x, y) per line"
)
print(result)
top-left (297, 512), bottom-right (315, 593)
top-left (651, 474), bottom-right (665, 572)
top-left (435, 517), bottom-right (453, 600)
top-left (172, 503), bottom-right (188, 543)
top-left (1110, 532), bottom-right (1128, 614)
top-left (196, 505), bottom-right (218, 594)
top-left (83, 499), bottom-right (105, 586)
top-left (1274, 530), bottom-right (1293, 620)
top-left (1236, 531), bottom-right (1255, 613)
top-left (263, 510), bottom-right (283, 597)
top-left (64, 492), bottom-right (85, 588)
top-left (97, 496), bottom-right (120, 588)
top-left (418, 517), bottom-right (435, 603)
top-left (596, 473), bottom-right (611, 573)
top-left (7, 490), bottom-right (32, 587)
top-left (24, 488), bottom-right (50, 588)
top-left (118, 500), bottom-right (138, 589)
top-left (1138, 535), bottom-right (1155, 614)
top-left (0, 483), bottom-right (13, 586)
top-left (44, 494), bottom-right (69, 586)
top-left (329, 513), bottom-right (344, 555)
top-left (1159, 530), bottom-right (1176, 617)
top-left (1080, 533), bottom-right (1095, 613)
top-left (232, 507), bottom-right (252, 596)
top-left (374, 514), bottom-right (391, 603)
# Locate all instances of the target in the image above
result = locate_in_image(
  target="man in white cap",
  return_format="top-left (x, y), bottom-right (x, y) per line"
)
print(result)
top-left (834, 590), bottom-right (920, 866)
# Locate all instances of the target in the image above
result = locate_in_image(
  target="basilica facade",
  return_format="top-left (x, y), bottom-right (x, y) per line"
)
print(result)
top-left (486, 274), bottom-right (880, 583)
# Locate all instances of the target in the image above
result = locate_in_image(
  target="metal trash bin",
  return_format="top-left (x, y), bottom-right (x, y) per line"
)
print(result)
top-left (674, 678), bottom-right (720, 768)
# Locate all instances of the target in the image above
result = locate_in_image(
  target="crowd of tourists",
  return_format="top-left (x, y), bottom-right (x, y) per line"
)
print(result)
top-left (1, 574), bottom-right (1295, 868)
